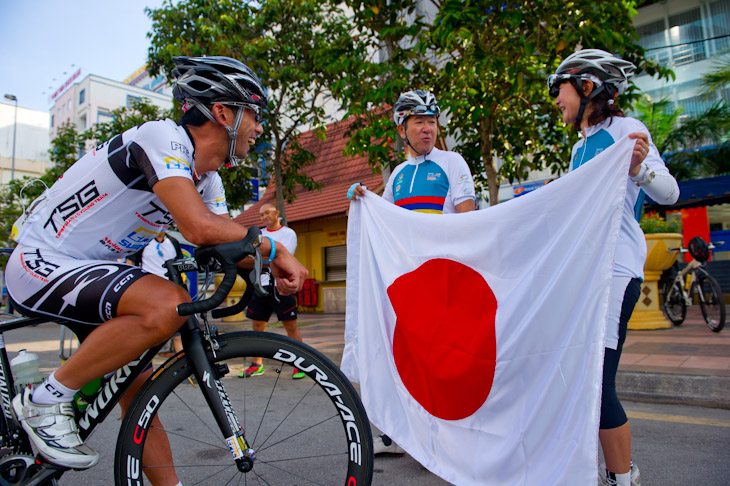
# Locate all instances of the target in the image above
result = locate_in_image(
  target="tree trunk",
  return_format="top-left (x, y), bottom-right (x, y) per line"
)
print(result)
top-left (479, 116), bottom-right (500, 206)
top-left (274, 145), bottom-right (287, 226)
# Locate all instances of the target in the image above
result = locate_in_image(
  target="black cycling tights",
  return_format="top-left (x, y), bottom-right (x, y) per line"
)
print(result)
top-left (600, 277), bottom-right (641, 430)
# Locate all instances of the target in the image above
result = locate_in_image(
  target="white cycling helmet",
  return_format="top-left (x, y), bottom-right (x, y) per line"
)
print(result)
top-left (548, 49), bottom-right (636, 129)
top-left (393, 90), bottom-right (440, 126)
top-left (548, 49), bottom-right (636, 98)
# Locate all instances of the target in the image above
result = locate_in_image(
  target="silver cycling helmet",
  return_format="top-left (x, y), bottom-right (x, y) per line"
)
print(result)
top-left (547, 49), bottom-right (636, 98)
top-left (172, 56), bottom-right (268, 167)
top-left (392, 90), bottom-right (440, 126)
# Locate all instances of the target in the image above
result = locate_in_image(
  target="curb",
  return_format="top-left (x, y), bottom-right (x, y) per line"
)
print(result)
top-left (617, 371), bottom-right (730, 410)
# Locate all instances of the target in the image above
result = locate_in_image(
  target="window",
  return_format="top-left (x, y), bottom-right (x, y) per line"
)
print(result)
top-left (637, 19), bottom-right (671, 69)
top-left (324, 245), bottom-right (347, 281)
top-left (79, 88), bottom-right (85, 105)
top-left (50, 114), bottom-right (54, 127)
top-left (97, 111), bottom-right (114, 124)
top-left (709, 0), bottom-right (730, 53)
top-left (126, 95), bottom-right (141, 107)
top-left (668, 8), bottom-right (706, 66)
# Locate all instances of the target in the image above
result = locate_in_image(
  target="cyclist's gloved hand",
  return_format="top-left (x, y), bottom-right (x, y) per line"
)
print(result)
top-left (347, 183), bottom-right (367, 200)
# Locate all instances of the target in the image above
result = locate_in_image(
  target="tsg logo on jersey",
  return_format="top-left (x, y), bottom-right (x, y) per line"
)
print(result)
top-left (21, 248), bottom-right (60, 281)
top-left (43, 181), bottom-right (108, 237)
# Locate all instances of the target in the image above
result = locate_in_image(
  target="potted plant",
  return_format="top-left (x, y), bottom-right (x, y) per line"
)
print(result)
top-left (629, 213), bottom-right (683, 330)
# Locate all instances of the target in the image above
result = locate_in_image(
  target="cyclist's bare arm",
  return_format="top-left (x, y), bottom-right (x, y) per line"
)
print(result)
top-left (154, 177), bottom-right (307, 293)
top-left (455, 199), bottom-right (476, 213)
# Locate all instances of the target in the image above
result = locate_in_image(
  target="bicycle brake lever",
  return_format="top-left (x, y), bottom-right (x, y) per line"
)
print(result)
top-left (249, 248), bottom-right (269, 298)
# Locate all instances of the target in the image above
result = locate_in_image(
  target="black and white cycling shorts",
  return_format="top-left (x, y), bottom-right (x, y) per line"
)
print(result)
top-left (5, 245), bottom-right (148, 325)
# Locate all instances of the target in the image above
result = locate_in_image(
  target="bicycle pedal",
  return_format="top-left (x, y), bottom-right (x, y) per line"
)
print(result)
top-left (215, 363), bottom-right (229, 377)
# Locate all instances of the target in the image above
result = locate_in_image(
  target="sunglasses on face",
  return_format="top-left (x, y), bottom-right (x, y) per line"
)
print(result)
top-left (227, 102), bottom-right (263, 123)
top-left (547, 74), bottom-right (574, 98)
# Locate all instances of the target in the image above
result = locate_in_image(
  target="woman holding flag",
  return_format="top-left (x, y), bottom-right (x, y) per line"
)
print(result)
top-left (547, 49), bottom-right (679, 486)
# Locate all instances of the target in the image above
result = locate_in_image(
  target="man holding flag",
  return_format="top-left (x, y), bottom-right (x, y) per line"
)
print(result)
top-left (348, 88), bottom-right (476, 455)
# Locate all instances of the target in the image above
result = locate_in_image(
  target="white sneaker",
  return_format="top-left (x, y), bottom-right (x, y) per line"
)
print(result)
top-left (12, 386), bottom-right (99, 469)
top-left (373, 434), bottom-right (405, 455)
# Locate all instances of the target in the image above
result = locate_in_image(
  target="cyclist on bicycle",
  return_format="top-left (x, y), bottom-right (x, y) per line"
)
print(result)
top-left (548, 49), bottom-right (679, 486)
top-left (4, 56), bottom-right (308, 483)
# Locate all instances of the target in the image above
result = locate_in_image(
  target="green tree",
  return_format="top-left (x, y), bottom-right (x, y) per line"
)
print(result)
top-left (146, 0), bottom-right (352, 222)
top-left (426, 0), bottom-right (671, 205)
top-left (330, 0), bottom-right (431, 175)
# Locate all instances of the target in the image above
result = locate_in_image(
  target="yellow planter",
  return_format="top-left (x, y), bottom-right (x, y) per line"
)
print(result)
top-left (628, 233), bottom-right (683, 330)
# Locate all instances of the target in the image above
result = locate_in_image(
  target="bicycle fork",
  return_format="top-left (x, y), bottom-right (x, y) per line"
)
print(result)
top-left (181, 318), bottom-right (255, 472)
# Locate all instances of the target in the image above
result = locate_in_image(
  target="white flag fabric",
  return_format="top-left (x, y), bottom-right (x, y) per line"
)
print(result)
top-left (342, 136), bottom-right (635, 485)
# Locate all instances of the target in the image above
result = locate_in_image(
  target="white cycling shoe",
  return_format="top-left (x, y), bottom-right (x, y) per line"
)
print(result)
top-left (12, 386), bottom-right (99, 469)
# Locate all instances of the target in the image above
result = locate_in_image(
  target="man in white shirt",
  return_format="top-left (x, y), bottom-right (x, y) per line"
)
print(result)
top-left (241, 204), bottom-right (305, 379)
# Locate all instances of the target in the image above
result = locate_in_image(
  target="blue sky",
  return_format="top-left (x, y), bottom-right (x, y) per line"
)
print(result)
top-left (0, 0), bottom-right (166, 112)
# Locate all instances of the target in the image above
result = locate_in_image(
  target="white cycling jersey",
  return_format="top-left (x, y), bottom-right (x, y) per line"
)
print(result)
top-left (13, 119), bottom-right (228, 260)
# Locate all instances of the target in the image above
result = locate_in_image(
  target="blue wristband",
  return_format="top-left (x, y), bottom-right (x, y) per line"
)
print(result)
top-left (347, 182), bottom-right (365, 200)
top-left (261, 236), bottom-right (276, 264)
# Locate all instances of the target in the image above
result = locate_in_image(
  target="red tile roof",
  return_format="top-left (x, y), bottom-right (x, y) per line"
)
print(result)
top-left (234, 117), bottom-right (384, 227)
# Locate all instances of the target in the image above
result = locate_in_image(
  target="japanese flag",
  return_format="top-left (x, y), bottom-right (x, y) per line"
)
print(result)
top-left (342, 137), bottom-right (635, 485)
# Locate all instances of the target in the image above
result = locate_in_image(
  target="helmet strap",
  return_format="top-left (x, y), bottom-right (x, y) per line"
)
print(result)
top-left (188, 100), bottom-right (245, 167)
top-left (570, 78), bottom-right (606, 131)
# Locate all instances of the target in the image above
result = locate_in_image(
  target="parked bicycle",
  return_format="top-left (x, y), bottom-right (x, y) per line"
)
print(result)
top-left (662, 236), bottom-right (726, 332)
top-left (0, 229), bottom-right (373, 485)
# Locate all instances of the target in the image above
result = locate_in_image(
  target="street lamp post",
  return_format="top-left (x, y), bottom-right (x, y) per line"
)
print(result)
top-left (4, 94), bottom-right (18, 182)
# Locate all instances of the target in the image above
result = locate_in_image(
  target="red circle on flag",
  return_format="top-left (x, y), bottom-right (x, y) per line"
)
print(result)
top-left (388, 258), bottom-right (497, 421)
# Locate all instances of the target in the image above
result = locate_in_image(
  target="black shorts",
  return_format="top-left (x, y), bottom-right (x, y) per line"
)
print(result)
top-left (245, 291), bottom-right (298, 322)
top-left (5, 245), bottom-right (148, 325)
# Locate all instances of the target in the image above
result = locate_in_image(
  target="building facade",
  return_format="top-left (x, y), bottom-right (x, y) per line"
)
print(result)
top-left (49, 71), bottom-right (173, 139)
top-left (0, 101), bottom-right (51, 184)
top-left (634, 0), bottom-right (730, 118)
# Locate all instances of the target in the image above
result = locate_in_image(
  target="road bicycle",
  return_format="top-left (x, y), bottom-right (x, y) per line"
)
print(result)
top-left (0, 228), bottom-right (373, 485)
top-left (662, 236), bottom-right (726, 332)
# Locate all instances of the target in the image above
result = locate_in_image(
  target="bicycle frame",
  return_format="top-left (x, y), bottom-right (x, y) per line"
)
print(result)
top-left (672, 257), bottom-right (703, 305)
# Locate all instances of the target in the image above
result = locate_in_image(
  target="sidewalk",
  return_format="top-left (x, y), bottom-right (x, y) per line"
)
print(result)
top-left (219, 309), bottom-right (730, 409)
top-left (2, 308), bottom-right (728, 409)
top-left (617, 306), bottom-right (730, 409)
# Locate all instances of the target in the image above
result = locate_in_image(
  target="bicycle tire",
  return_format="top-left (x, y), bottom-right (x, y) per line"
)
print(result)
top-left (663, 279), bottom-right (686, 326)
top-left (696, 271), bottom-right (726, 332)
top-left (114, 331), bottom-right (373, 486)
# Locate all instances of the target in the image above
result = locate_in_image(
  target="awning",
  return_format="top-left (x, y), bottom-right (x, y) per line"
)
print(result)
top-left (645, 174), bottom-right (730, 211)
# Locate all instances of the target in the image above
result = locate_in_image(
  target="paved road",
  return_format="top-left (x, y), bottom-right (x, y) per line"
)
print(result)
top-left (2, 319), bottom-right (728, 485)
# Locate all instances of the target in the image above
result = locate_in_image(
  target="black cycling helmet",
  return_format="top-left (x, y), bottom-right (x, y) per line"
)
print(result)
top-left (688, 236), bottom-right (711, 263)
top-left (172, 56), bottom-right (267, 167)
top-left (172, 56), bottom-right (267, 108)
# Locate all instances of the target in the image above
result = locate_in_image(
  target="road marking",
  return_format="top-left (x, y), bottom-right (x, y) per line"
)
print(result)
top-left (627, 411), bottom-right (730, 427)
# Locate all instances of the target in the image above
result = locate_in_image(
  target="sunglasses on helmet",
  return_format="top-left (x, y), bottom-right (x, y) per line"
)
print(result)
top-left (547, 74), bottom-right (575, 97)
top-left (407, 103), bottom-right (440, 116)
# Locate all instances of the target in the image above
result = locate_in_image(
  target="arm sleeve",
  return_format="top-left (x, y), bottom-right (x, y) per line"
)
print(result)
top-left (130, 121), bottom-right (196, 188)
top-left (449, 154), bottom-right (476, 207)
top-left (624, 119), bottom-right (680, 205)
top-left (381, 167), bottom-right (398, 204)
top-left (198, 173), bottom-right (229, 215)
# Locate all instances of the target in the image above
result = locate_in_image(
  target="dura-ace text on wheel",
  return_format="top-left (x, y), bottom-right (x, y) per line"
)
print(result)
top-left (114, 332), bottom-right (373, 486)
top-left (696, 271), bottom-right (726, 332)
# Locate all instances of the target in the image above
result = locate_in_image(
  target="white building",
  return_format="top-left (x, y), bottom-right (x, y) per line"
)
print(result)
top-left (633, 0), bottom-right (730, 118)
top-left (0, 101), bottom-right (51, 184)
top-left (50, 71), bottom-right (173, 139)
